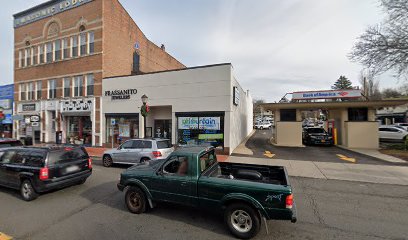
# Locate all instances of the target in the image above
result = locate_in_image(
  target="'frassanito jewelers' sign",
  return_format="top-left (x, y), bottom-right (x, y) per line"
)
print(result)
top-left (14, 0), bottom-right (93, 28)
top-left (104, 89), bottom-right (137, 100)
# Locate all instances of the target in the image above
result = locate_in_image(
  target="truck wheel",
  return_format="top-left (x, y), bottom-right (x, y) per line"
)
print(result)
top-left (20, 179), bottom-right (38, 201)
top-left (103, 155), bottom-right (113, 167)
top-left (224, 203), bottom-right (261, 239)
top-left (125, 187), bottom-right (146, 214)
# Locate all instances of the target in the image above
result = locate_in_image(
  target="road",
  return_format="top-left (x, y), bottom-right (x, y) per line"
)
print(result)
top-left (235, 129), bottom-right (406, 165)
top-left (1, 162), bottom-right (407, 240)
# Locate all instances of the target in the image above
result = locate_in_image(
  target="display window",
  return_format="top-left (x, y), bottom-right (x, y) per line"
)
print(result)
top-left (66, 116), bottom-right (92, 145)
top-left (105, 114), bottom-right (139, 145)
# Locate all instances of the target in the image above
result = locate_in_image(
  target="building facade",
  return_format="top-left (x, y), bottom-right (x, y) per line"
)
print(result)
top-left (0, 84), bottom-right (14, 138)
top-left (102, 64), bottom-right (253, 154)
top-left (13, 0), bottom-right (185, 145)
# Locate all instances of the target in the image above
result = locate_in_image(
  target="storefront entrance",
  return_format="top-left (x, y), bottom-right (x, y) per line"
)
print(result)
top-left (105, 113), bottom-right (139, 146)
top-left (154, 119), bottom-right (171, 139)
top-left (66, 116), bottom-right (92, 145)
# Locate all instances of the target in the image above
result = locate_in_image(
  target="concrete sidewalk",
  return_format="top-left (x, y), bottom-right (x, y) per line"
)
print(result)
top-left (224, 156), bottom-right (408, 186)
top-left (337, 146), bottom-right (406, 163)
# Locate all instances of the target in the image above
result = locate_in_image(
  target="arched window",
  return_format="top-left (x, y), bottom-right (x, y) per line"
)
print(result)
top-left (79, 25), bottom-right (86, 32)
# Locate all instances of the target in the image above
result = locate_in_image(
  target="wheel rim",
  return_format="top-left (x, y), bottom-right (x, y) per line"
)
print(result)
top-left (22, 182), bottom-right (31, 199)
top-left (128, 192), bottom-right (141, 210)
top-left (230, 210), bottom-right (252, 233)
top-left (103, 156), bottom-right (112, 166)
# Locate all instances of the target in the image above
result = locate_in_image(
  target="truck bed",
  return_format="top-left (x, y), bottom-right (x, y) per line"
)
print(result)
top-left (207, 162), bottom-right (288, 186)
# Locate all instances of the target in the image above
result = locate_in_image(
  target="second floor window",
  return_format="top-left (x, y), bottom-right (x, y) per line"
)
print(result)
top-left (19, 50), bottom-right (24, 68)
top-left (48, 79), bottom-right (57, 99)
top-left (89, 31), bottom-right (94, 54)
top-left (32, 47), bottom-right (38, 65)
top-left (72, 36), bottom-right (78, 57)
top-left (40, 45), bottom-right (45, 64)
top-left (80, 33), bottom-right (87, 56)
top-left (74, 76), bottom-right (83, 97)
top-left (28, 82), bottom-right (35, 100)
top-left (37, 81), bottom-right (42, 99)
top-left (26, 48), bottom-right (31, 66)
top-left (46, 42), bottom-right (53, 63)
top-left (64, 78), bottom-right (71, 97)
top-left (20, 83), bottom-right (26, 101)
top-left (86, 74), bottom-right (94, 96)
top-left (63, 38), bottom-right (69, 59)
top-left (55, 40), bottom-right (61, 61)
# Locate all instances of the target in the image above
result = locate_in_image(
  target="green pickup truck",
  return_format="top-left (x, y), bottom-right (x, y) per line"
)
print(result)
top-left (117, 146), bottom-right (296, 239)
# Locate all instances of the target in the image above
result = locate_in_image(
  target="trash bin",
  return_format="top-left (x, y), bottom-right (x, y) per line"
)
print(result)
top-left (56, 131), bottom-right (63, 144)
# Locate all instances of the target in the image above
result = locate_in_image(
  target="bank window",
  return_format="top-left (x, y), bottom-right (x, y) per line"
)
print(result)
top-left (74, 76), bottom-right (83, 97)
top-left (48, 79), bottom-right (57, 99)
top-left (27, 82), bottom-right (35, 100)
top-left (55, 39), bottom-right (61, 61)
top-left (348, 108), bottom-right (368, 121)
top-left (280, 109), bottom-right (297, 121)
top-left (19, 50), bottom-right (23, 68)
top-left (32, 47), bottom-right (38, 65)
top-left (64, 77), bottom-right (71, 97)
top-left (36, 81), bottom-right (42, 99)
top-left (72, 36), bottom-right (78, 57)
top-left (86, 74), bottom-right (94, 96)
top-left (80, 33), bottom-right (87, 55)
top-left (20, 83), bottom-right (26, 101)
top-left (40, 45), bottom-right (45, 64)
top-left (46, 42), bottom-right (53, 63)
top-left (26, 48), bottom-right (31, 66)
top-left (63, 38), bottom-right (70, 58)
top-left (88, 31), bottom-right (94, 54)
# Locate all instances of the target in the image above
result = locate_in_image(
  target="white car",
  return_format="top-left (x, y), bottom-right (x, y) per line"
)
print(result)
top-left (255, 122), bottom-right (272, 130)
top-left (379, 126), bottom-right (408, 141)
top-left (394, 123), bottom-right (408, 131)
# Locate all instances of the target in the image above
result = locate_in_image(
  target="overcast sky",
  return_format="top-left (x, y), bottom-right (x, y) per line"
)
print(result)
top-left (1, 0), bottom-right (400, 101)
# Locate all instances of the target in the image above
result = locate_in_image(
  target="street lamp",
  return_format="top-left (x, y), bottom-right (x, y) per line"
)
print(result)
top-left (140, 94), bottom-right (149, 138)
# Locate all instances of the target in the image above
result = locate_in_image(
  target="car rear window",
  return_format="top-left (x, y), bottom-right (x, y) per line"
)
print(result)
top-left (157, 140), bottom-right (171, 149)
top-left (48, 147), bottom-right (89, 164)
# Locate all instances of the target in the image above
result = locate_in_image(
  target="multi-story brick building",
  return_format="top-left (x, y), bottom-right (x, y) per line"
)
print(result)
top-left (13, 0), bottom-right (185, 146)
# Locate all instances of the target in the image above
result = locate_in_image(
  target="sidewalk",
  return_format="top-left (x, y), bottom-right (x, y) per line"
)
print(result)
top-left (223, 156), bottom-right (408, 186)
top-left (336, 146), bottom-right (406, 163)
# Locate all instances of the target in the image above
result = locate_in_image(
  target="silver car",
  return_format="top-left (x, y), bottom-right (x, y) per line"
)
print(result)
top-left (102, 139), bottom-right (173, 167)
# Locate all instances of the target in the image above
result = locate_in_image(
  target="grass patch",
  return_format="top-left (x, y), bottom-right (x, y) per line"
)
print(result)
top-left (379, 149), bottom-right (408, 161)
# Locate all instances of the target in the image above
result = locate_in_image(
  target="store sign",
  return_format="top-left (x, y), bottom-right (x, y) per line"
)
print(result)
top-left (233, 87), bottom-right (240, 106)
top-left (30, 115), bottom-right (40, 122)
top-left (22, 103), bottom-right (36, 112)
top-left (199, 117), bottom-right (221, 130)
top-left (178, 117), bottom-right (199, 129)
top-left (198, 134), bottom-right (224, 140)
top-left (14, 0), bottom-right (93, 28)
top-left (292, 90), bottom-right (362, 100)
top-left (61, 99), bottom-right (93, 112)
top-left (104, 89), bottom-right (138, 100)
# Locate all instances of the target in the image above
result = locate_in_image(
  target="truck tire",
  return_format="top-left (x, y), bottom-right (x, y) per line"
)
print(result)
top-left (125, 187), bottom-right (146, 214)
top-left (20, 179), bottom-right (38, 201)
top-left (103, 155), bottom-right (113, 167)
top-left (224, 203), bottom-right (261, 239)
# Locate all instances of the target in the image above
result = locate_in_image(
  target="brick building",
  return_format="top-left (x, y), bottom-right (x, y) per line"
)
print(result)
top-left (13, 0), bottom-right (185, 146)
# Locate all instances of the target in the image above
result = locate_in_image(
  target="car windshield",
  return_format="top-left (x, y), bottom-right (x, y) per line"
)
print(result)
top-left (394, 126), bottom-right (406, 131)
top-left (157, 140), bottom-right (171, 149)
top-left (306, 128), bottom-right (326, 134)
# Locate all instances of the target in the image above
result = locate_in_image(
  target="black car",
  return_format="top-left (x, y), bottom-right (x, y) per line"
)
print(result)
top-left (0, 146), bottom-right (92, 201)
top-left (303, 127), bottom-right (333, 145)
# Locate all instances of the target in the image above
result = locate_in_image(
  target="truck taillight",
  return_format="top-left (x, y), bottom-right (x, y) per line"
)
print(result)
top-left (88, 157), bottom-right (92, 169)
top-left (286, 194), bottom-right (293, 209)
top-left (39, 167), bottom-right (49, 181)
top-left (152, 151), bottom-right (162, 158)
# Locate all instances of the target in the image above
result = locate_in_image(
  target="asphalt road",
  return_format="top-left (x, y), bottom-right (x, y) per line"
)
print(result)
top-left (0, 162), bottom-right (407, 240)
top-left (235, 129), bottom-right (406, 165)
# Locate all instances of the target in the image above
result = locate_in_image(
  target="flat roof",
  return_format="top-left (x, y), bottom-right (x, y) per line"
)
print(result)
top-left (260, 100), bottom-right (408, 110)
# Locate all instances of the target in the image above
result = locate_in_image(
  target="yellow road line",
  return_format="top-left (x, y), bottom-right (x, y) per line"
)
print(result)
top-left (0, 232), bottom-right (12, 240)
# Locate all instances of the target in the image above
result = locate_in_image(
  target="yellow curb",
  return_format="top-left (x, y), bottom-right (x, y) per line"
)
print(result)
top-left (0, 232), bottom-right (12, 240)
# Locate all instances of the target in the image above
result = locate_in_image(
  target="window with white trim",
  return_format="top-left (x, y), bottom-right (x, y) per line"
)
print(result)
top-left (72, 36), bottom-right (78, 57)
top-left (86, 74), bottom-right (94, 96)
top-left (74, 76), bottom-right (83, 97)
top-left (89, 31), bottom-right (94, 54)
top-left (28, 82), bottom-right (35, 100)
top-left (48, 79), bottom-right (57, 99)
top-left (46, 42), bottom-right (53, 63)
top-left (80, 32), bottom-right (87, 56)
top-left (40, 45), bottom-right (45, 64)
top-left (26, 48), bottom-right (31, 66)
top-left (63, 77), bottom-right (71, 97)
top-left (55, 39), bottom-right (61, 61)
top-left (32, 47), bottom-right (38, 65)
top-left (36, 81), bottom-right (42, 99)
top-left (19, 50), bottom-right (23, 68)
top-left (63, 38), bottom-right (69, 59)
top-left (20, 83), bottom-right (26, 101)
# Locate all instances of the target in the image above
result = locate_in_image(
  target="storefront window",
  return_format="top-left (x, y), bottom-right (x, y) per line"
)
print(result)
top-left (177, 115), bottom-right (224, 150)
top-left (106, 114), bottom-right (139, 145)
top-left (66, 116), bottom-right (92, 145)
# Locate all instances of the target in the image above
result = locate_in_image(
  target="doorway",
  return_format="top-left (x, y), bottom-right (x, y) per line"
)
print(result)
top-left (154, 120), bottom-right (171, 139)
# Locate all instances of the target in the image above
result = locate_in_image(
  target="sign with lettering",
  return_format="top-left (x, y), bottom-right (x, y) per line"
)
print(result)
top-left (178, 117), bottom-right (199, 130)
top-left (292, 90), bottom-right (362, 100)
top-left (61, 99), bottom-right (93, 112)
top-left (104, 89), bottom-right (137, 100)
top-left (14, 0), bottom-right (93, 28)
top-left (22, 103), bottom-right (37, 112)
top-left (199, 117), bottom-right (221, 130)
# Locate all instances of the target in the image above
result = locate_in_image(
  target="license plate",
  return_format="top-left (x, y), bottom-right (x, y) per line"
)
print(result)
top-left (65, 165), bottom-right (80, 173)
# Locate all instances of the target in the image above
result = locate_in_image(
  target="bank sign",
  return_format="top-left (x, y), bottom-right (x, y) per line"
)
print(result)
top-left (292, 90), bottom-right (362, 100)
top-left (14, 0), bottom-right (93, 28)
top-left (178, 117), bottom-right (221, 130)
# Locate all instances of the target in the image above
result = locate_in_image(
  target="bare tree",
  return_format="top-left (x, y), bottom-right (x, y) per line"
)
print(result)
top-left (359, 69), bottom-right (382, 100)
top-left (349, 0), bottom-right (408, 78)
top-left (382, 88), bottom-right (402, 99)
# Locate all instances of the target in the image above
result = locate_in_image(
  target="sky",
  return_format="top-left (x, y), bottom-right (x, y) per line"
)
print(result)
top-left (1, 0), bottom-right (401, 102)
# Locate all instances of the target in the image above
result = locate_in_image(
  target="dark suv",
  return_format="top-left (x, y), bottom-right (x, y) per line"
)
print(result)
top-left (0, 146), bottom-right (92, 201)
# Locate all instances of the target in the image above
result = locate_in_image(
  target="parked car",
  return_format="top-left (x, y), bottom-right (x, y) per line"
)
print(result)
top-left (0, 146), bottom-right (92, 201)
top-left (303, 127), bottom-right (333, 145)
top-left (0, 138), bottom-right (23, 148)
top-left (103, 138), bottom-right (174, 167)
top-left (254, 122), bottom-right (272, 129)
top-left (394, 123), bottom-right (408, 131)
top-left (379, 125), bottom-right (408, 142)
top-left (118, 146), bottom-right (297, 239)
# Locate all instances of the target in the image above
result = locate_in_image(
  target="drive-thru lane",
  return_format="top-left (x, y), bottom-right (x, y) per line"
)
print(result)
top-left (235, 129), bottom-right (406, 165)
